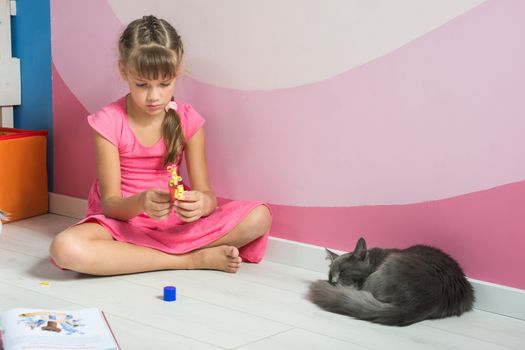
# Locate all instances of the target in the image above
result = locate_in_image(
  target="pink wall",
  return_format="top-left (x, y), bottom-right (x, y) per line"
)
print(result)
top-left (51, 0), bottom-right (525, 289)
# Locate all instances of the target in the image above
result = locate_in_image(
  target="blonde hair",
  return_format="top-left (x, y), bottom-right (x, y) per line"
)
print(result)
top-left (119, 15), bottom-right (185, 165)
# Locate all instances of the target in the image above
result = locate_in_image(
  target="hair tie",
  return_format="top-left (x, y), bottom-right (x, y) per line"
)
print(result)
top-left (165, 101), bottom-right (178, 112)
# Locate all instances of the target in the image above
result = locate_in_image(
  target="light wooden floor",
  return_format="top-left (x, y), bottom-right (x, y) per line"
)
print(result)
top-left (1, 214), bottom-right (524, 350)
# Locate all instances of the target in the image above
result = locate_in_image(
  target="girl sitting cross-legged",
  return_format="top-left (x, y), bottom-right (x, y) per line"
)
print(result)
top-left (50, 15), bottom-right (272, 276)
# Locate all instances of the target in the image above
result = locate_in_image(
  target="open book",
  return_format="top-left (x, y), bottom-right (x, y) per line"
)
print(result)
top-left (0, 308), bottom-right (120, 350)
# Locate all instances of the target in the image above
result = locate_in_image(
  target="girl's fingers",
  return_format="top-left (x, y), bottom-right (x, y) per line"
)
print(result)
top-left (151, 197), bottom-right (171, 204)
top-left (149, 209), bottom-right (171, 220)
top-left (145, 189), bottom-right (205, 222)
top-left (174, 207), bottom-right (202, 222)
top-left (175, 207), bottom-right (201, 218)
top-left (146, 200), bottom-right (172, 219)
top-left (148, 202), bottom-right (172, 213)
top-left (151, 207), bottom-right (172, 216)
top-left (152, 199), bottom-right (171, 205)
top-left (173, 200), bottom-right (200, 211)
top-left (156, 201), bottom-right (172, 210)
top-left (176, 214), bottom-right (199, 223)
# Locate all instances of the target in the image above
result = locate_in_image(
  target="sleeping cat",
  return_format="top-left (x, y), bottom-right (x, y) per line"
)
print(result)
top-left (308, 237), bottom-right (474, 326)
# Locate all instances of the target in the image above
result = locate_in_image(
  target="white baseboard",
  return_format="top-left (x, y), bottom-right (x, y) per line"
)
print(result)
top-left (49, 192), bottom-right (525, 321)
top-left (49, 192), bottom-right (86, 219)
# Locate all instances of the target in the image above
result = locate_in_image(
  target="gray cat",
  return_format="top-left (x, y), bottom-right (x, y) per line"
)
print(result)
top-left (308, 237), bottom-right (474, 326)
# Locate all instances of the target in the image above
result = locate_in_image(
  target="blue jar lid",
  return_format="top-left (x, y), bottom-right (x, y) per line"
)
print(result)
top-left (163, 286), bottom-right (176, 301)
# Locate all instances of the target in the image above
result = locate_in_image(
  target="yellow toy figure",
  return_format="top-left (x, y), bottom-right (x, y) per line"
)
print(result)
top-left (167, 165), bottom-right (185, 201)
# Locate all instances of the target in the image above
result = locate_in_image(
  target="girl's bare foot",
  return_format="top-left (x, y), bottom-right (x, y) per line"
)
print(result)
top-left (189, 245), bottom-right (242, 273)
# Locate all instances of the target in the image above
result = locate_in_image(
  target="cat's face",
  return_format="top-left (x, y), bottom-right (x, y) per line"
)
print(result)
top-left (327, 253), bottom-right (370, 287)
top-left (326, 237), bottom-right (370, 287)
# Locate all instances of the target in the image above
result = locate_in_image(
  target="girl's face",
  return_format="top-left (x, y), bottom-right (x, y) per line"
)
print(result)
top-left (121, 67), bottom-right (177, 117)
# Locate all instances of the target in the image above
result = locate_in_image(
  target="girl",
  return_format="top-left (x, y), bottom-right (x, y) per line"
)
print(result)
top-left (50, 15), bottom-right (272, 276)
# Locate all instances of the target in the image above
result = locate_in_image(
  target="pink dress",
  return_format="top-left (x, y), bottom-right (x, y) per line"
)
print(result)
top-left (75, 97), bottom-right (270, 263)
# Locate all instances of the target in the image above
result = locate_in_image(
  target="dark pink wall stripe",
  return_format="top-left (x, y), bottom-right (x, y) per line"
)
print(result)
top-left (52, 64), bottom-right (96, 198)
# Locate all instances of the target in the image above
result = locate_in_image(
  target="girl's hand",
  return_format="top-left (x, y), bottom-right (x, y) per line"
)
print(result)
top-left (141, 189), bottom-right (172, 220)
top-left (173, 190), bottom-right (208, 223)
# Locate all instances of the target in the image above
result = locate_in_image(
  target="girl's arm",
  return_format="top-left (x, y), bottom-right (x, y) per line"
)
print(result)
top-left (178, 127), bottom-right (217, 219)
top-left (95, 132), bottom-right (171, 221)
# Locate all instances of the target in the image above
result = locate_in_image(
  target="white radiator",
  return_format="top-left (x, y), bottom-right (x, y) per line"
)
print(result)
top-left (0, 0), bottom-right (20, 128)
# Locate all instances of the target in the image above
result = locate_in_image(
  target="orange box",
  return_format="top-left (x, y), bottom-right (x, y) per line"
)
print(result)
top-left (0, 128), bottom-right (48, 222)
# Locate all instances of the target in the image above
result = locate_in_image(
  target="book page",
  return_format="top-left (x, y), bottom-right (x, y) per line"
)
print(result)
top-left (0, 308), bottom-right (119, 350)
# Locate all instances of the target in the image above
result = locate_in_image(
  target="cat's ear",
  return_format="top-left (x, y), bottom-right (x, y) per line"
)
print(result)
top-left (354, 237), bottom-right (368, 261)
top-left (325, 248), bottom-right (339, 263)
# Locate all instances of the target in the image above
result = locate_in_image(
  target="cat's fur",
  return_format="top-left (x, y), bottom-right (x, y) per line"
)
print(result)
top-left (307, 237), bottom-right (474, 326)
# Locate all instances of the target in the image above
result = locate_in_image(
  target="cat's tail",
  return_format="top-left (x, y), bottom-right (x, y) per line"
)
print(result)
top-left (308, 280), bottom-right (418, 326)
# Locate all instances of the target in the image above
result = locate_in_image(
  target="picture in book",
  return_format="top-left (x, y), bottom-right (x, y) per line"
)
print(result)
top-left (0, 307), bottom-right (120, 350)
